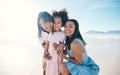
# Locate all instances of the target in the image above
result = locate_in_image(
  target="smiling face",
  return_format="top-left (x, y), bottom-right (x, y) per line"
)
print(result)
top-left (53, 17), bottom-right (62, 32)
top-left (40, 19), bottom-right (53, 33)
top-left (64, 21), bottom-right (75, 37)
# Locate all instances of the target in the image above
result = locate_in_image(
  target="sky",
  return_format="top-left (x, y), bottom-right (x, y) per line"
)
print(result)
top-left (0, 0), bottom-right (120, 40)
top-left (32, 0), bottom-right (120, 32)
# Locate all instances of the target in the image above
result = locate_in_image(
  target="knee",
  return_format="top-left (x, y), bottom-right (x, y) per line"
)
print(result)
top-left (60, 63), bottom-right (68, 74)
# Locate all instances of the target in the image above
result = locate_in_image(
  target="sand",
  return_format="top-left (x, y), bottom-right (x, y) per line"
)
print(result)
top-left (0, 35), bottom-right (120, 75)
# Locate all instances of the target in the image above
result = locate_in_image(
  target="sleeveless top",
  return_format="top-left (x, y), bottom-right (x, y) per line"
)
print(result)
top-left (67, 39), bottom-right (88, 64)
top-left (67, 39), bottom-right (100, 71)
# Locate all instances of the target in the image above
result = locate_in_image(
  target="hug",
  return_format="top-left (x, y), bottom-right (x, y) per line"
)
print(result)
top-left (37, 9), bottom-right (100, 75)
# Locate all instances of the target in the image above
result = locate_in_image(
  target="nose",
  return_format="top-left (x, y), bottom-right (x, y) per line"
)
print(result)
top-left (64, 27), bottom-right (68, 32)
top-left (65, 27), bottom-right (69, 31)
top-left (54, 24), bottom-right (58, 27)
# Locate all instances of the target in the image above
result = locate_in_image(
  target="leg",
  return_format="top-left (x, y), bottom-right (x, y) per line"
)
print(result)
top-left (43, 70), bottom-right (46, 75)
top-left (60, 63), bottom-right (70, 75)
top-left (42, 59), bottom-right (46, 75)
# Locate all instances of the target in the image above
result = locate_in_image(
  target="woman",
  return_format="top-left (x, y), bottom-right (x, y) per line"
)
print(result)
top-left (37, 11), bottom-right (53, 75)
top-left (55, 19), bottom-right (100, 75)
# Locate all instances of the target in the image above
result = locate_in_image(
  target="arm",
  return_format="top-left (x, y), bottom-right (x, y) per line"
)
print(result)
top-left (44, 32), bottom-right (51, 51)
top-left (43, 32), bottom-right (52, 60)
top-left (43, 41), bottom-right (52, 60)
top-left (44, 41), bottom-right (49, 52)
top-left (70, 40), bottom-right (84, 65)
top-left (53, 42), bottom-right (66, 50)
top-left (57, 49), bottom-right (80, 65)
top-left (64, 55), bottom-right (81, 65)
top-left (53, 43), bottom-right (67, 55)
top-left (57, 40), bottom-right (84, 65)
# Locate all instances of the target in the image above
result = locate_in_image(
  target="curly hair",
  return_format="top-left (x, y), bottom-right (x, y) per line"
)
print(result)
top-left (51, 8), bottom-right (69, 27)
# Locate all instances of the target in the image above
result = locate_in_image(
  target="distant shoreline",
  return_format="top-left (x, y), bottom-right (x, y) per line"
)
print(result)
top-left (84, 30), bottom-right (120, 35)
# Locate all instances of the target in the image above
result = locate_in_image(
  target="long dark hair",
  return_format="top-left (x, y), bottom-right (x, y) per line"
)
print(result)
top-left (37, 11), bottom-right (53, 37)
top-left (65, 19), bottom-right (86, 50)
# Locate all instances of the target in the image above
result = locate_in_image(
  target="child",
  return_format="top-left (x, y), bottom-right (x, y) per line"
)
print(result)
top-left (37, 11), bottom-right (53, 75)
top-left (44, 9), bottom-right (68, 75)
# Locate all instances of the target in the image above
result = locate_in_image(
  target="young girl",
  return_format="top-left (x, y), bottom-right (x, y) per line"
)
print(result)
top-left (37, 11), bottom-right (53, 75)
top-left (44, 9), bottom-right (68, 75)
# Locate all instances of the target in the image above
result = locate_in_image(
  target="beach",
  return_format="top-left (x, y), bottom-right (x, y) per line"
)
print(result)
top-left (0, 34), bottom-right (120, 75)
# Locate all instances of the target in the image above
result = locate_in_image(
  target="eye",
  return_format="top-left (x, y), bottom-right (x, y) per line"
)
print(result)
top-left (69, 25), bottom-right (73, 28)
top-left (64, 25), bottom-right (67, 28)
top-left (58, 21), bottom-right (60, 24)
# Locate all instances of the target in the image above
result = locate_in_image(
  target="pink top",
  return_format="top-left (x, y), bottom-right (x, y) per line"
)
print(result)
top-left (46, 31), bottom-right (66, 75)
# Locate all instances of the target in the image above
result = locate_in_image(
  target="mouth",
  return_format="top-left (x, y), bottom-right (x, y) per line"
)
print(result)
top-left (46, 28), bottom-right (51, 32)
top-left (54, 26), bottom-right (59, 29)
top-left (65, 31), bottom-right (70, 34)
top-left (55, 27), bottom-right (59, 29)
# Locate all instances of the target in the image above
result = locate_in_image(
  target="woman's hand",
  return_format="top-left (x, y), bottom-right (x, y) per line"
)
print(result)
top-left (57, 48), bottom-right (66, 59)
top-left (53, 42), bottom-right (65, 51)
top-left (57, 48), bottom-right (80, 65)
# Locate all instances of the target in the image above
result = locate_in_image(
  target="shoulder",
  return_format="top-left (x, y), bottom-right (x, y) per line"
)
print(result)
top-left (61, 31), bottom-right (66, 35)
top-left (71, 40), bottom-right (80, 48)
top-left (61, 30), bottom-right (65, 34)
top-left (70, 39), bottom-right (85, 52)
top-left (48, 32), bottom-right (53, 36)
top-left (47, 32), bottom-right (53, 41)
top-left (59, 31), bottom-right (66, 37)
